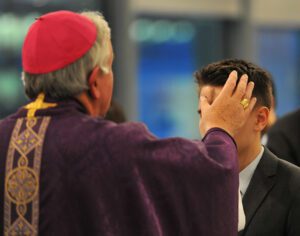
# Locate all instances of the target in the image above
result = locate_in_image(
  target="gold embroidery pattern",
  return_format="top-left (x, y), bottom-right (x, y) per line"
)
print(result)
top-left (24, 93), bottom-right (56, 119)
top-left (4, 116), bottom-right (51, 236)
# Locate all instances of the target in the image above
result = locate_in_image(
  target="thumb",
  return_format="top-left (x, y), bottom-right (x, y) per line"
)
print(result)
top-left (200, 96), bottom-right (210, 112)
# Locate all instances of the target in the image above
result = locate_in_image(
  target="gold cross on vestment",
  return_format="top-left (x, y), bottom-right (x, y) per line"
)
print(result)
top-left (24, 93), bottom-right (57, 118)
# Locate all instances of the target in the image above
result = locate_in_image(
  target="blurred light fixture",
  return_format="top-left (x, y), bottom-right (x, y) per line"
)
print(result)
top-left (130, 18), bottom-right (196, 44)
top-left (173, 21), bottom-right (196, 43)
top-left (151, 20), bottom-right (176, 43)
top-left (0, 13), bottom-right (39, 51)
top-left (129, 19), bottom-right (154, 42)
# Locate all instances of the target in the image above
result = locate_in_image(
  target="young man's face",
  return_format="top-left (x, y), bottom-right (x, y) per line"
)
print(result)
top-left (198, 85), bottom-right (267, 154)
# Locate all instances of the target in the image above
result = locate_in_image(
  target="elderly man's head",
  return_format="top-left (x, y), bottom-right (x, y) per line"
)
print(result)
top-left (22, 11), bottom-right (113, 116)
top-left (195, 59), bottom-right (273, 154)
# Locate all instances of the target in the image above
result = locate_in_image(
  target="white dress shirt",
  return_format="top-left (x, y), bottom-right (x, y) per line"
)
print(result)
top-left (238, 146), bottom-right (264, 231)
top-left (238, 188), bottom-right (245, 231)
top-left (239, 146), bottom-right (264, 198)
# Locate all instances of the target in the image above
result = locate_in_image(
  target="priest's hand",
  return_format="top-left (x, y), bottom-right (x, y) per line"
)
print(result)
top-left (199, 70), bottom-right (257, 138)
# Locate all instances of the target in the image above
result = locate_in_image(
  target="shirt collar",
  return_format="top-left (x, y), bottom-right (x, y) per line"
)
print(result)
top-left (239, 146), bottom-right (264, 197)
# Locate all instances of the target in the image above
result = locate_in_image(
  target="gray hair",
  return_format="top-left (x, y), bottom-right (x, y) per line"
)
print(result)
top-left (22, 11), bottom-right (111, 99)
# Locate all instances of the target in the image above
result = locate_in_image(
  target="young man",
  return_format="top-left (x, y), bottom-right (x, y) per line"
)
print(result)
top-left (196, 59), bottom-right (300, 236)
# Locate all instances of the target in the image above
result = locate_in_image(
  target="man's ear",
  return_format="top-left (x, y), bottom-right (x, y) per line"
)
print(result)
top-left (254, 106), bottom-right (269, 132)
top-left (88, 67), bottom-right (101, 99)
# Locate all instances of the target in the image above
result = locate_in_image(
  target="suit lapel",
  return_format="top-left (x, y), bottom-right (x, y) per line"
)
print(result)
top-left (242, 148), bottom-right (278, 232)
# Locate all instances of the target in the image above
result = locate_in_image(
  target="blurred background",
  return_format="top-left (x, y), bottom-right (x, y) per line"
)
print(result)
top-left (0, 0), bottom-right (300, 138)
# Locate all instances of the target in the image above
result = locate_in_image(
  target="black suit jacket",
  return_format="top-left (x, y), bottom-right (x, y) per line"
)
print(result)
top-left (239, 148), bottom-right (300, 236)
top-left (267, 109), bottom-right (300, 166)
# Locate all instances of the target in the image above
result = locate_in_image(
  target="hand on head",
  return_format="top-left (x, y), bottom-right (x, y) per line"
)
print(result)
top-left (200, 70), bottom-right (257, 137)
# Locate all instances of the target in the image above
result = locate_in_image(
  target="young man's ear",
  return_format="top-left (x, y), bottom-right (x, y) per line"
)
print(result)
top-left (254, 107), bottom-right (269, 132)
top-left (88, 67), bottom-right (101, 99)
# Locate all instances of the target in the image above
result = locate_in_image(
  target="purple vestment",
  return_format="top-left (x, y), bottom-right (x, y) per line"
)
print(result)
top-left (0, 98), bottom-right (238, 236)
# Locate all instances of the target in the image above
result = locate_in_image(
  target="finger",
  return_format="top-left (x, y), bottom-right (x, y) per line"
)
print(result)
top-left (217, 70), bottom-right (238, 99)
top-left (243, 81), bottom-right (255, 100)
top-left (245, 97), bottom-right (257, 114)
top-left (199, 96), bottom-right (210, 113)
top-left (233, 74), bottom-right (248, 100)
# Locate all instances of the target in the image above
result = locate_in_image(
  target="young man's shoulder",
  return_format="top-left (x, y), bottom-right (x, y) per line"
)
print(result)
top-left (266, 151), bottom-right (300, 198)
top-left (276, 156), bottom-right (300, 182)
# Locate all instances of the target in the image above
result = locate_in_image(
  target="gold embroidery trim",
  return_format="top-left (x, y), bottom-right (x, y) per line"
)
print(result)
top-left (4, 116), bottom-right (51, 236)
top-left (24, 93), bottom-right (57, 118)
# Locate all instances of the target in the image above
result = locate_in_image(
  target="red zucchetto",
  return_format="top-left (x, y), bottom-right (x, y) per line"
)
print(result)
top-left (22, 10), bottom-right (97, 74)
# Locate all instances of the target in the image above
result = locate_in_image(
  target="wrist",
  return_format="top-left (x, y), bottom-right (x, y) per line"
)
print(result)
top-left (203, 127), bottom-right (237, 148)
top-left (204, 123), bottom-right (234, 138)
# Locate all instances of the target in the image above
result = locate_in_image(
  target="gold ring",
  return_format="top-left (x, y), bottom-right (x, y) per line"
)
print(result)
top-left (240, 98), bottom-right (250, 110)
